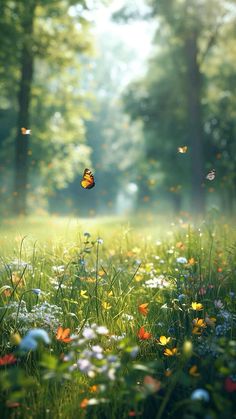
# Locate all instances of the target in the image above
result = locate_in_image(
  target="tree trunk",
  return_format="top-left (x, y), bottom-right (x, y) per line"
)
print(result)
top-left (185, 31), bottom-right (205, 214)
top-left (13, 1), bottom-right (36, 215)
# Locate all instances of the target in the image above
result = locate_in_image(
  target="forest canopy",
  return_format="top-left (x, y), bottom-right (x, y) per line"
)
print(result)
top-left (0, 0), bottom-right (236, 216)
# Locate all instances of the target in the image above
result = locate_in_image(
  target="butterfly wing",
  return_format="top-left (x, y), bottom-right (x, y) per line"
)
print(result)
top-left (80, 168), bottom-right (95, 189)
top-left (206, 169), bottom-right (216, 181)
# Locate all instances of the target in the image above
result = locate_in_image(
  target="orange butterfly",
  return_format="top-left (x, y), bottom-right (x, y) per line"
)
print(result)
top-left (21, 127), bottom-right (31, 135)
top-left (80, 168), bottom-right (95, 189)
top-left (56, 326), bottom-right (72, 343)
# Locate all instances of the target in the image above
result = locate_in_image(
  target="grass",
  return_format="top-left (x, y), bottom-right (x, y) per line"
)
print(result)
top-left (0, 214), bottom-right (236, 419)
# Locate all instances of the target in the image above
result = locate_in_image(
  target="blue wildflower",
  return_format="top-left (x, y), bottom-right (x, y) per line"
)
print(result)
top-left (32, 288), bottom-right (41, 295)
top-left (176, 257), bottom-right (187, 264)
top-left (191, 389), bottom-right (210, 402)
top-left (19, 328), bottom-right (50, 353)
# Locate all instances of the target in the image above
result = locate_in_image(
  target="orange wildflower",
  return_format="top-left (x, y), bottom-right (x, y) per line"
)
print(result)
top-left (56, 326), bottom-right (72, 343)
top-left (137, 326), bottom-right (152, 340)
top-left (138, 303), bottom-right (149, 316)
top-left (80, 398), bottom-right (89, 408)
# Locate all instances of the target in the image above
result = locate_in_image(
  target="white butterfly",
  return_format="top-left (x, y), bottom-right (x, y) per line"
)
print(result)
top-left (206, 169), bottom-right (216, 181)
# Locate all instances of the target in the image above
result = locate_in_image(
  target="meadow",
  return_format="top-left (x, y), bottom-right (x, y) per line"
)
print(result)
top-left (0, 214), bottom-right (236, 419)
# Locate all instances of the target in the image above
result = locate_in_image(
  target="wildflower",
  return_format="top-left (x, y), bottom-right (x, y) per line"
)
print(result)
top-left (135, 273), bottom-right (143, 282)
top-left (143, 375), bottom-right (161, 393)
top-left (143, 275), bottom-right (169, 289)
top-left (102, 301), bottom-right (111, 310)
top-left (176, 257), bottom-right (187, 264)
top-left (11, 272), bottom-right (25, 287)
top-left (0, 354), bottom-right (17, 366)
top-left (78, 359), bottom-right (93, 374)
top-left (224, 377), bottom-right (236, 392)
top-left (52, 265), bottom-right (65, 274)
top-left (157, 336), bottom-right (171, 346)
top-left (19, 328), bottom-right (50, 352)
top-left (80, 398), bottom-right (89, 408)
top-left (189, 365), bottom-right (200, 377)
top-left (91, 345), bottom-right (103, 360)
top-left (190, 388), bottom-right (210, 402)
top-left (214, 299), bottom-right (224, 309)
top-left (89, 385), bottom-right (98, 393)
top-left (56, 326), bottom-right (72, 343)
top-left (205, 314), bottom-right (216, 327)
top-left (82, 327), bottom-right (96, 339)
top-left (32, 288), bottom-right (41, 295)
top-left (96, 325), bottom-right (109, 335)
top-left (80, 290), bottom-right (89, 299)
top-left (122, 313), bottom-right (134, 321)
top-left (188, 257), bottom-right (196, 265)
top-left (199, 287), bottom-right (206, 296)
top-left (164, 347), bottom-right (178, 356)
top-left (192, 302), bottom-right (203, 311)
top-left (138, 303), bottom-right (149, 316)
top-left (192, 318), bottom-right (207, 335)
top-left (176, 241), bottom-right (185, 249)
top-left (178, 294), bottom-right (185, 302)
top-left (137, 326), bottom-right (152, 340)
top-left (97, 238), bottom-right (103, 244)
top-left (107, 367), bottom-right (116, 380)
top-left (10, 333), bottom-right (21, 346)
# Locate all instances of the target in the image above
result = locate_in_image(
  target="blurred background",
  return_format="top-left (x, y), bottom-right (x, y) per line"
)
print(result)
top-left (0, 0), bottom-right (236, 219)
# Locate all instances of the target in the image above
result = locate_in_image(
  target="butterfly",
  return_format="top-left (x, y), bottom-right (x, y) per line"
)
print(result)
top-left (56, 326), bottom-right (72, 343)
top-left (178, 146), bottom-right (188, 153)
top-left (206, 169), bottom-right (216, 181)
top-left (21, 127), bottom-right (31, 135)
top-left (80, 168), bottom-right (95, 189)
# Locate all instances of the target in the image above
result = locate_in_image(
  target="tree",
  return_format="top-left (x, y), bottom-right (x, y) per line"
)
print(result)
top-left (0, 0), bottom-right (94, 215)
top-left (123, 0), bottom-right (235, 213)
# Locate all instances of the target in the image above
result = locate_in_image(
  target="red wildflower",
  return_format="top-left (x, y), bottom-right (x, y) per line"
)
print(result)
top-left (0, 354), bottom-right (17, 366)
top-left (225, 377), bottom-right (236, 392)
